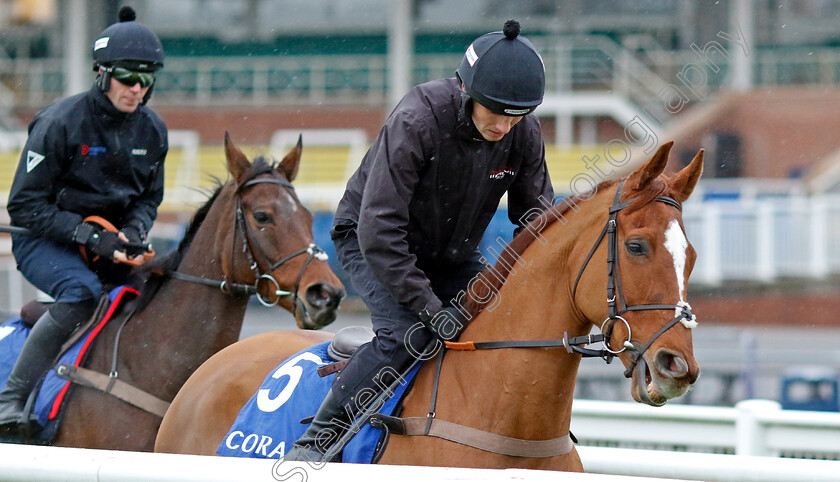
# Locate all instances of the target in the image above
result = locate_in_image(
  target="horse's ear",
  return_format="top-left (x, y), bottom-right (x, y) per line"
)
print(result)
top-left (670, 149), bottom-right (704, 203)
top-left (224, 132), bottom-right (251, 182)
top-left (627, 141), bottom-right (673, 191)
top-left (278, 134), bottom-right (302, 182)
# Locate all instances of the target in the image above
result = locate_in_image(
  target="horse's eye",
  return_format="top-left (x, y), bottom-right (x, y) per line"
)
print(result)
top-left (625, 239), bottom-right (648, 256)
top-left (253, 211), bottom-right (273, 225)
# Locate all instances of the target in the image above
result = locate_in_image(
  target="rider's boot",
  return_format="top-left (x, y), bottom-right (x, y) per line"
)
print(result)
top-left (0, 301), bottom-right (93, 432)
top-left (283, 388), bottom-right (352, 462)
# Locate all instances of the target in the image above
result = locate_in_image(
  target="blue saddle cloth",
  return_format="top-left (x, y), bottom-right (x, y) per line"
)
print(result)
top-left (217, 341), bottom-right (421, 463)
top-left (0, 286), bottom-right (137, 444)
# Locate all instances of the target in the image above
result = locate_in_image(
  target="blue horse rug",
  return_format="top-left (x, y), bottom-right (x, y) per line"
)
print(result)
top-left (0, 286), bottom-right (138, 444)
top-left (217, 341), bottom-right (422, 463)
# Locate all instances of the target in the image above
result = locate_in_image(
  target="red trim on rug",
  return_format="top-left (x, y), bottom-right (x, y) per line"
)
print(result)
top-left (48, 287), bottom-right (140, 420)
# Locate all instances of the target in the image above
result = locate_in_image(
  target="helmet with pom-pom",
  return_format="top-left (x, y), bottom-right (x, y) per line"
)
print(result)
top-left (92, 6), bottom-right (164, 72)
top-left (456, 20), bottom-right (545, 116)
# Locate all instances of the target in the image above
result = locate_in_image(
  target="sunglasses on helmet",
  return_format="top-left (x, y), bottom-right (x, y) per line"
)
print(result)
top-left (110, 67), bottom-right (155, 88)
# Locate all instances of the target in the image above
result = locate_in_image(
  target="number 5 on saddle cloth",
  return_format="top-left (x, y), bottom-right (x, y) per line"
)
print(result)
top-left (217, 327), bottom-right (423, 463)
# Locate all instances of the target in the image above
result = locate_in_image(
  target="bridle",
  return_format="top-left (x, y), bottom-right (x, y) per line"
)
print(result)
top-left (167, 174), bottom-right (328, 315)
top-left (446, 180), bottom-right (697, 379)
top-left (570, 180), bottom-right (697, 377)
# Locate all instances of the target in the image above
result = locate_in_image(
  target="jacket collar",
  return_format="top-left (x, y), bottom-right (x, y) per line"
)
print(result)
top-left (455, 91), bottom-right (485, 142)
top-left (89, 84), bottom-right (133, 120)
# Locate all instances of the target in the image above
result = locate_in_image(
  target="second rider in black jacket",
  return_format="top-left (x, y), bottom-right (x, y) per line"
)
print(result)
top-left (286, 20), bottom-right (553, 461)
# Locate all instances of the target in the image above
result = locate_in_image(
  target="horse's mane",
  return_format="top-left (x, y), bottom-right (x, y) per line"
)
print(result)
top-left (461, 176), bottom-right (669, 320)
top-left (132, 183), bottom-right (225, 312)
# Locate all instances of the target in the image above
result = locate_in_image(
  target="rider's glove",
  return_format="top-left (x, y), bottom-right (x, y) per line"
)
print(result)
top-left (121, 225), bottom-right (143, 244)
top-left (73, 222), bottom-right (123, 260)
top-left (120, 224), bottom-right (148, 257)
top-left (419, 306), bottom-right (468, 341)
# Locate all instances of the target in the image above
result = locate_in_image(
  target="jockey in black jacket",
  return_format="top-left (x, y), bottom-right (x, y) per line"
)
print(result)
top-left (285, 20), bottom-right (553, 461)
top-left (0, 6), bottom-right (167, 433)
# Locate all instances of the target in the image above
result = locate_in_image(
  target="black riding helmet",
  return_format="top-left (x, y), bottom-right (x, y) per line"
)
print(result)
top-left (456, 20), bottom-right (545, 116)
top-left (92, 6), bottom-right (164, 103)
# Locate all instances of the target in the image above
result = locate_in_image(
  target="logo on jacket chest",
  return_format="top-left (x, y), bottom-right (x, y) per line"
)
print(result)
top-left (81, 145), bottom-right (107, 156)
top-left (489, 167), bottom-right (516, 180)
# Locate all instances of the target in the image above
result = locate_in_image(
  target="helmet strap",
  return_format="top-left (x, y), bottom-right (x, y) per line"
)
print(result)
top-left (458, 89), bottom-right (473, 125)
top-left (95, 70), bottom-right (111, 92)
top-left (96, 65), bottom-right (111, 92)
top-left (141, 83), bottom-right (154, 105)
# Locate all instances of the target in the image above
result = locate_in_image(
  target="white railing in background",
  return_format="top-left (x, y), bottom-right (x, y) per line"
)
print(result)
top-left (572, 399), bottom-right (840, 459)
top-left (0, 128), bottom-right (26, 150)
top-left (270, 128), bottom-right (368, 211)
top-left (683, 194), bottom-right (840, 285)
top-left (163, 129), bottom-right (202, 206)
top-left (578, 446), bottom-right (839, 481)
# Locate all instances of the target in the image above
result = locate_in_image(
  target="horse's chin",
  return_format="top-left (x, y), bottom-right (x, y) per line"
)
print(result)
top-left (629, 356), bottom-right (678, 407)
top-left (293, 298), bottom-right (337, 330)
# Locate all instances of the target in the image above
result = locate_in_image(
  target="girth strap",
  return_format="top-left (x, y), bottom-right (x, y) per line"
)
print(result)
top-left (55, 364), bottom-right (170, 418)
top-left (370, 414), bottom-right (574, 458)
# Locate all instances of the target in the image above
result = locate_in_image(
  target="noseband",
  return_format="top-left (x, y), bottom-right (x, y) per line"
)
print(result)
top-left (168, 175), bottom-right (327, 314)
top-left (445, 181), bottom-right (697, 379)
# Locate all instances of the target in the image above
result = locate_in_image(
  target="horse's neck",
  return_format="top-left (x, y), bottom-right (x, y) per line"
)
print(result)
top-left (119, 192), bottom-right (250, 390)
top-left (464, 195), bottom-right (609, 345)
top-left (427, 197), bottom-right (609, 439)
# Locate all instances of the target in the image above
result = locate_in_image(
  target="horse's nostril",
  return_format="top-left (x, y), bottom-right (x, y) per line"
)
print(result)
top-left (305, 284), bottom-right (345, 309)
top-left (326, 285), bottom-right (345, 308)
top-left (655, 350), bottom-right (688, 377)
top-left (305, 284), bottom-right (327, 308)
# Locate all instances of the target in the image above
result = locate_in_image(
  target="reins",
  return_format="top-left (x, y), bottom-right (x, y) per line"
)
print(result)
top-left (446, 180), bottom-right (697, 379)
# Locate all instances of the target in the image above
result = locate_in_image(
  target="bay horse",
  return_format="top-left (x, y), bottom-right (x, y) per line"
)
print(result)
top-left (42, 133), bottom-right (344, 451)
top-left (156, 142), bottom-right (702, 472)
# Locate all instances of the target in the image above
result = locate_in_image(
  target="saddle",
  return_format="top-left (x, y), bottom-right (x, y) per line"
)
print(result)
top-left (19, 300), bottom-right (49, 328)
top-left (316, 325), bottom-right (374, 377)
top-left (17, 277), bottom-right (149, 328)
top-left (0, 286), bottom-right (168, 443)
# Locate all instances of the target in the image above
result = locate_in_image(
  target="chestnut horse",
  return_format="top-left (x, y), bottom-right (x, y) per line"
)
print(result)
top-left (44, 133), bottom-right (344, 451)
top-left (156, 142), bottom-right (702, 472)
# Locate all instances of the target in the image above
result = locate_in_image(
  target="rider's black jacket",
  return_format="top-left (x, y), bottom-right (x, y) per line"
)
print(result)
top-left (334, 78), bottom-right (553, 317)
top-left (7, 85), bottom-right (167, 243)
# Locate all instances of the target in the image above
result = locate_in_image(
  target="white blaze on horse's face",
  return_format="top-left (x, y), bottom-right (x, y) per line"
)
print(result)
top-left (282, 191), bottom-right (298, 212)
top-left (663, 219), bottom-right (698, 330)
top-left (663, 219), bottom-right (688, 303)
